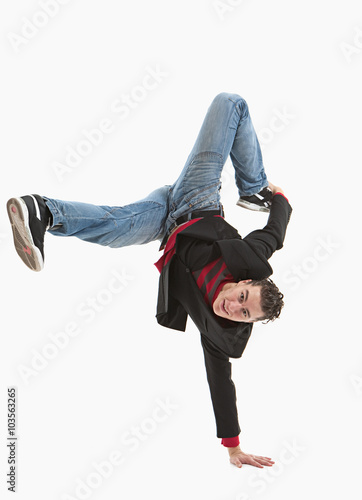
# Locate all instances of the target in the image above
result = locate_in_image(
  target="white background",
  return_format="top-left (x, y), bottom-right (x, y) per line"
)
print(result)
top-left (0, 0), bottom-right (361, 499)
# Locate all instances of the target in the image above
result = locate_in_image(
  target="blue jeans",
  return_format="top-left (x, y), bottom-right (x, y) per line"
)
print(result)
top-left (45, 93), bottom-right (268, 248)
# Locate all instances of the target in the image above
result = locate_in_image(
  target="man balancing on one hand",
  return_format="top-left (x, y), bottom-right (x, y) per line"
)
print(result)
top-left (7, 92), bottom-right (292, 469)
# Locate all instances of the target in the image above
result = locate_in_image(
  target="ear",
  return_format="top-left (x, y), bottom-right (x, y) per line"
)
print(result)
top-left (238, 279), bottom-right (252, 284)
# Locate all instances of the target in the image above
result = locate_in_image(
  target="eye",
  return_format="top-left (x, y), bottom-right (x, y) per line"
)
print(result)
top-left (239, 293), bottom-right (247, 318)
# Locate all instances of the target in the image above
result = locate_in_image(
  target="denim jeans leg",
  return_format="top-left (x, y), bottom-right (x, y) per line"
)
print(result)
top-left (167, 93), bottom-right (268, 229)
top-left (44, 185), bottom-right (171, 248)
top-left (227, 94), bottom-right (268, 197)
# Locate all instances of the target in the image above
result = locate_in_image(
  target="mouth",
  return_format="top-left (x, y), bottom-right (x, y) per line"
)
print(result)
top-left (222, 299), bottom-right (229, 316)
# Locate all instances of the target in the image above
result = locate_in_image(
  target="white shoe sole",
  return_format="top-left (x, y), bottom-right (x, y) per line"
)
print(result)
top-left (236, 199), bottom-right (270, 213)
top-left (7, 197), bottom-right (44, 272)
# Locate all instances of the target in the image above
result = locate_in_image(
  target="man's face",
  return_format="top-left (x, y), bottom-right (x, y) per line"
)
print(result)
top-left (212, 280), bottom-right (264, 323)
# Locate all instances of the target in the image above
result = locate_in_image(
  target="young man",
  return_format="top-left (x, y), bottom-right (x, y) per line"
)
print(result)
top-left (7, 93), bottom-right (292, 469)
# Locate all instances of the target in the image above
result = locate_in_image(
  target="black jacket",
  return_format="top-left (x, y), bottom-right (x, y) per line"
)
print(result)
top-left (156, 194), bottom-right (292, 438)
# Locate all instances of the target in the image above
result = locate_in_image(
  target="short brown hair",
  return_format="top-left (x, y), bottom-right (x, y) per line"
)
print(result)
top-left (250, 278), bottom-right (284, 323)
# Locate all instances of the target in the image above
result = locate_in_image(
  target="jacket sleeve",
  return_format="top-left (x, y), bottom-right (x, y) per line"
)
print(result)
top-left (243, 194), bottom-right (292, 261)
top-left (200, 334), bottom-right (241, 438)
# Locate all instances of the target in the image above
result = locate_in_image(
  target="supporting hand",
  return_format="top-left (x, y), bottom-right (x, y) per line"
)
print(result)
top-left (268, 181), bottom-right (284, 196)
top-left (228, 446), bottom-right (275, 469)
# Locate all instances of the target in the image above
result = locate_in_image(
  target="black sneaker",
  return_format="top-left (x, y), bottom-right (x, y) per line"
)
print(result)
top-left (236, 187), bottom-right (273, 213)
top-left (6, 195), bottom-right (51, 272)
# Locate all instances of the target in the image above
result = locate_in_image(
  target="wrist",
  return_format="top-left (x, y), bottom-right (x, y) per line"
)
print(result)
top-left (227, 445), bottom-right (241, 456)
top-left (274, 191), bottom-right (289, 203)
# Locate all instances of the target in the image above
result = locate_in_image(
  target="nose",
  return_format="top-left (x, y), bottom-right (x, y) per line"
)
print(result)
top-left (227, 300), bottom-right (238, 314)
